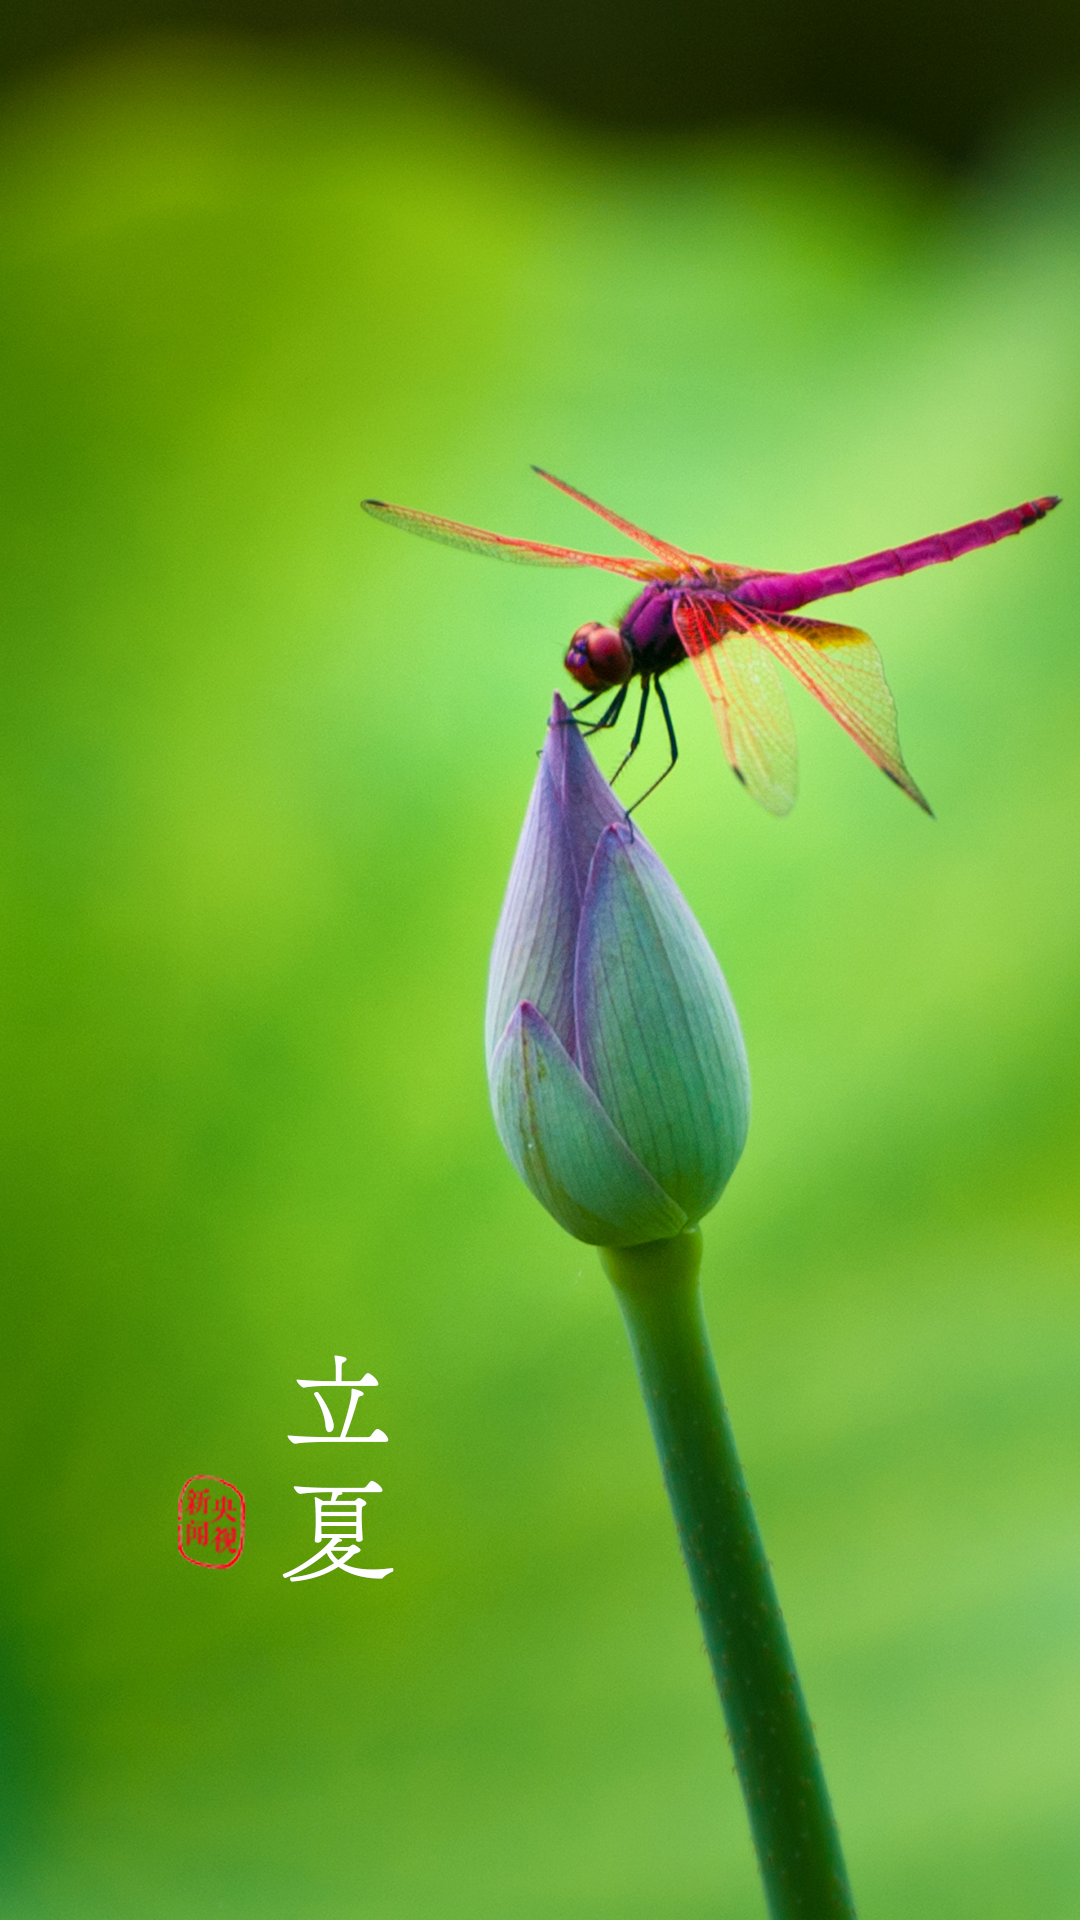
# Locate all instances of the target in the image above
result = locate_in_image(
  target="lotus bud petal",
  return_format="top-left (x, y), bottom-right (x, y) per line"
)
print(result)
top-left (486, 694), bottom-right (750, 1246)
top-left (489, 1003), bottom-right (687, 1247)
top-left (574, 822), bottom-right (748, 1223)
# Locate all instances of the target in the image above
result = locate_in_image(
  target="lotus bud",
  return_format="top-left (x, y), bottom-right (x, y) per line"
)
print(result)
top-left (485, 695), bottom-right (750, 1247)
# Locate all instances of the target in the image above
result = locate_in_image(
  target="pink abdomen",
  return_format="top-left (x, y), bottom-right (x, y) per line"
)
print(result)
top-left (734, 497), bottom-right (1060, 615)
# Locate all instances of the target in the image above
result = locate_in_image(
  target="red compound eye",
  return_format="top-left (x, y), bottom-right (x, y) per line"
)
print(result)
top-left (564, 623), bottom-right (632, 692)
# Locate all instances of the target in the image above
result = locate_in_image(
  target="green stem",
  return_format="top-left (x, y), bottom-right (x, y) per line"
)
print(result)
top-left (600, 1228), bottom-right (856, 1920)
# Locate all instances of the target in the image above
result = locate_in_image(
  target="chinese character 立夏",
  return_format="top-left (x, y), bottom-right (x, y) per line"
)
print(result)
top-left (288, 1355), bottom-right (387, 1447)
top-left (282, 1483), bottom-right (392, 1583)
top-left (178, 1477), bottom-right (245, 1568)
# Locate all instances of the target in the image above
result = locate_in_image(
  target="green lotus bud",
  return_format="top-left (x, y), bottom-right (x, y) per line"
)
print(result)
top-left (485, 695), bottom-right (750, 1246)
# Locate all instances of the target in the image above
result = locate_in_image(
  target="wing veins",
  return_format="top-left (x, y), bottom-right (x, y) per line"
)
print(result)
top-left (362, 498), bottom-right (660, 578)
top-left (673, 597), bottom-right (798, 816)
top-left (748, 609), bottom-right (932, 813)
top-left (531, 468), bottom-right (695, 567)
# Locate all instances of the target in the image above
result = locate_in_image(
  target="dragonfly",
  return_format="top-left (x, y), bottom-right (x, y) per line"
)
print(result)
top-left (362, 469), bottom-right (1060, 816)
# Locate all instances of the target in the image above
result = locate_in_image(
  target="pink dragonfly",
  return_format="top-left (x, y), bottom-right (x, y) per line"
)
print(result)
top-left (362, 470), bottom-right (1060, 815)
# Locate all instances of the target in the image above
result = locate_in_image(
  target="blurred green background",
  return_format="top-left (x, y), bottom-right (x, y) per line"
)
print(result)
top-left (0, 35), bottom-right (1078, 1920)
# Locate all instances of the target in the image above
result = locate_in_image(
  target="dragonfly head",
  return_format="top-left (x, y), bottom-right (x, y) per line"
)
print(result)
top-left (565, 622), bottom-right (634, 693)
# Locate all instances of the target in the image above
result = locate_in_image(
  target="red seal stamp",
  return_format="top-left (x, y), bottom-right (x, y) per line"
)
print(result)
top-left (178, 1476), bottom-right (245, 1568)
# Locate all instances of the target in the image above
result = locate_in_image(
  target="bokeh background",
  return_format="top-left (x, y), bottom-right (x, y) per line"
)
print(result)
top-left (0, 14), bottom-right (1077, 1920)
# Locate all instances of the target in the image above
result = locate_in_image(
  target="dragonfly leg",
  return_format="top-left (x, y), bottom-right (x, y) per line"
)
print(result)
top-left (609, 676), bottom-right (651, 786)
top-left (543, 685), bottom-right (629, 767)
top-left (568, 688), bottom-right (606, 714)
top-left (626, 675), bottom-right (679, 814)
top-left (576, 683), bottom-right (630, 736)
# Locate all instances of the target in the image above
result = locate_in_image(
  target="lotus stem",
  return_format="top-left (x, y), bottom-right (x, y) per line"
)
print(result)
top-left (601, 1228), bottom-right (857, 1920)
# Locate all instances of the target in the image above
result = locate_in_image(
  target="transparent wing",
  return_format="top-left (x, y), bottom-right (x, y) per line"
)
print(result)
top-left (361, 498), bottom-right (661, 579)
top-left (673, 598), bottom-right (798, 816)
top-left (747, 609), bottom-right (932, 813)
top-left (532, 469), bottom-right (773, 589)
top-left (531, 468), bottom-right (696, 567)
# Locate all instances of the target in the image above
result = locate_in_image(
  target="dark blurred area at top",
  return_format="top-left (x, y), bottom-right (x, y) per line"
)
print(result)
top-left (2, 0), bottom-right (1078, 168)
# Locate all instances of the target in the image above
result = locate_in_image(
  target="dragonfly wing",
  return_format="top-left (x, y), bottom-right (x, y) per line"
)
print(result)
top-left (531, 468), bottom-right (696, 567)
top-left (751, 611), bottom-right (932, 813)
top-left (673, 598), bottom-right (798, 816)
top-left (532, 469), bottom-right (771, 589)
top-left (362, 499), bottom-right (659, 579)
